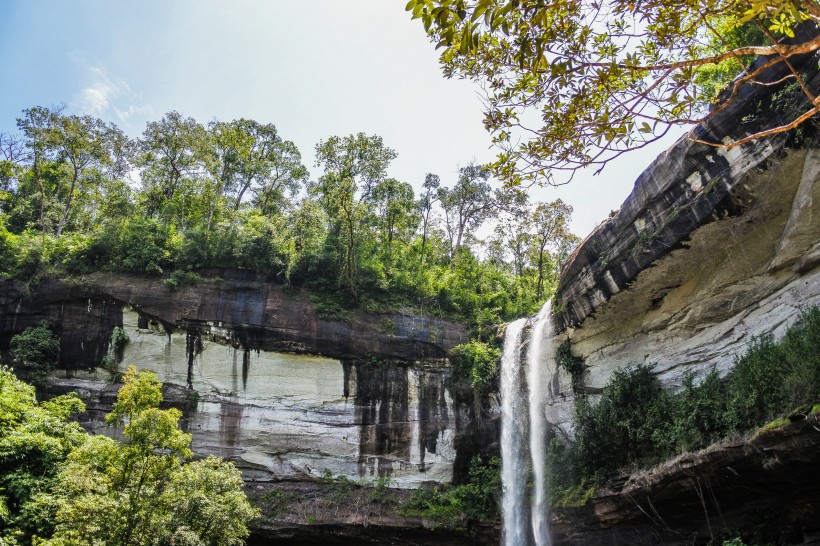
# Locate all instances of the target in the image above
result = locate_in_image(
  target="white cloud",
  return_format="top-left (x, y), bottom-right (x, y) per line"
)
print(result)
top-left (70, 64), bottom-right (154, 127)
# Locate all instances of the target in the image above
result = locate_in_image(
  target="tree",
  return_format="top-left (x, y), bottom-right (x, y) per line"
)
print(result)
top-left (530, 199), bottom-right (573, 299)
top-left (137, 111), bottom-right (208, 224)
top-left (44, 366), bottom-right (258, 546)
top-left (438, 164), bottom-right (495, 258)
top-left (0, 368), bottom-right (86, 545)
top-left (17, 107), bottom-right (134, 236)
top-left (417, 173), bottom-right (441, 263)
top-left (407, 0), bottom-right (820, 185)
top-left (9, 321), bottom-right (60, 389)
top-left (0, 132), bottom-right (25, 193)
top-left (370, 177), bottom-right (418, 260)
top-left (312, 133), bottom-right (398, 299)
top-left (488, 191), bottom-right (531, 276)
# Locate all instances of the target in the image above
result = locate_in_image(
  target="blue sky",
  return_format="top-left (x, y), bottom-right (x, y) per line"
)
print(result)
top-left (0, 0), bottom-right (683, 238)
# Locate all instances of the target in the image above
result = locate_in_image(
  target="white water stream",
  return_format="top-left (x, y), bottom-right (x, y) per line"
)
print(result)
top-left (501, 301), bottom-right (554, 546)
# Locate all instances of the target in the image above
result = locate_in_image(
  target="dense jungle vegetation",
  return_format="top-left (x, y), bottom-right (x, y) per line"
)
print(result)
top-left (0, 108), bottom-right (577, 336)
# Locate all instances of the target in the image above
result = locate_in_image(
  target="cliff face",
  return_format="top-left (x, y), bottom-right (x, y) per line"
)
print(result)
top-left (546, 51), bottom-right (820, 432)
top-left (541, 49), bottom-right (820, 544)
top-left (0, 270), bottom-right (467, 367)
top-left (0, 272), bottom-right (471, 490)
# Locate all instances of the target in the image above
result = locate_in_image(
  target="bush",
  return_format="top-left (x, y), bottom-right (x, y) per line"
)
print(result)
top-left (573, 364), bottom-right (670, 478)
top-left (9, 321), bottom-right (60, 389)
top-left (399, 456), bottom-right (499, 530)
top-left (450, 340), bottom-right (501, 397)
top-left (561, 306), bottom-right (820, 487)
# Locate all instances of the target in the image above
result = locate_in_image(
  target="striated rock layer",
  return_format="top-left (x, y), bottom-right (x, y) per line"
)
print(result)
top-left (547, 49), bottom-right (820, 432)
top-left (0, 272), bottom-right (471, 490)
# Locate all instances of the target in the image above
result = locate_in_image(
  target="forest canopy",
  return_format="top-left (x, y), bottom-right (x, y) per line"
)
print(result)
top-left (0, 108), bottom-right (577, 334)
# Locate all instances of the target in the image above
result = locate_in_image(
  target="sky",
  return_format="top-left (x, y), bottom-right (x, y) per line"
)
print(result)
top-left (0, 0), bottom-right (685, 239)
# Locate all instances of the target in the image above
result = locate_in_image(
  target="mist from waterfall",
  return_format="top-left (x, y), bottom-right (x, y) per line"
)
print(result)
top-left (501, 301), bottom-right (554, 546)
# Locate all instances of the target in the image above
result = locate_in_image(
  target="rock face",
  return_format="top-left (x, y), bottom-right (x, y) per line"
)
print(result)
top-left (546, 49), bottom-right (820, 433)
top-left (0, 270), bottom-right (467, 368)
top-left (0, 272), bottom-right (469, 489)
top-left (552, 414), bottom-right (820, 545)
top-left (527, 46), bottom-right (820, 546)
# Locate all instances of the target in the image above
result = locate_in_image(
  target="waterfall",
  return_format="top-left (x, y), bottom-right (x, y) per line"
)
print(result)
top-left (500, 318), bottom-right (527, 546)
top-left (528, 301), bottom-right (553, 546)
top-left (501, 301), bottom-right (554, 546)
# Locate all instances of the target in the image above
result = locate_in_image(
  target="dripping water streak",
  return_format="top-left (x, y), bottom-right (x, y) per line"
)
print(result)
top-left (501, 318), bottom-right (527, 546)
top-left (528, 301), bottom-right (553, 546)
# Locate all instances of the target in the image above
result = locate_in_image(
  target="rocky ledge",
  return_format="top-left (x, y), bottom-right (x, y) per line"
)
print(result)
top-left (0, 270), bottom-right (468, 368)
top-left (553, 412), bottom-right (820, 545)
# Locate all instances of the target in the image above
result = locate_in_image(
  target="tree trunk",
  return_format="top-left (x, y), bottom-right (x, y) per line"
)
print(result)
top-left (55, 168), bottom-right (78, 237)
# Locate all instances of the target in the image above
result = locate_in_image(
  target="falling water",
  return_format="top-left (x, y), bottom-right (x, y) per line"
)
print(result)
top-left (500, 318), bottom-right (527, 546)
top-left (527, 301), bottom-right (553, 546)
top-left (501, 301), bottom-right (554, 546)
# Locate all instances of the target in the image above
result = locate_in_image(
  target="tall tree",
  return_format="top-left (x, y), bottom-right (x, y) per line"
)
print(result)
top-left (438, 164), bottom-right (495, 258)
top-left (417, 173), bottom-right (441, 263)
top-left (17, 107), bottom-right (134, 237)
top-left (138, 111), bottom-right (207, 223)
top-left (370, 177), bottom-right (417, 260)
top-left (0, 132), bottom-right (25, 193)
top-left (531, 199), bottom-right (573, 299)
top-left (313, 133), bottom-right (398, 299)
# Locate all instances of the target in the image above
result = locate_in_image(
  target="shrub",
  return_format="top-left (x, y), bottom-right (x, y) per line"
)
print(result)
top-left (561, 306), bottom-right (820, 488)
top-left (573, 364), bottom-right (670, 477)
top-left (9, 321), bottom-right (60, 389)
top-left (450, 340), bottom-right (501, 397)
top-left (110, 326), bottom-right (129, 362)
top-left (399, 456), bottom-right (499, 529)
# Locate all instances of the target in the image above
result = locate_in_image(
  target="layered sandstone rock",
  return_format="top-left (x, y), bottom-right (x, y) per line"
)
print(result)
top-left (546, 50), bottom-right (820, 433)
top-left (1, 272), bottom-right (469, 489)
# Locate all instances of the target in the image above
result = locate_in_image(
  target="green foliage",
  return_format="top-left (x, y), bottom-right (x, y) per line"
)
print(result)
top-left (1, 108), bottom-right (578, 334)
top-left (9, 322), bottom-right (60, 390)
top-left (372, 476), bottom-right (396, 505)
top-left (450, 340), bottom-right (501, 397)
top-left (406, 0), bottom-right (819, 185)
top-left (163, 270), bottom-right (205, 291)
top-left (560, 306), bottom-right (820, 488)
top-left (555, 340), bottom-right (585, 396)
top-left (318, 469), bottom-right (358, 503)
top-left (693, 20), bottom-right (768, 108)
top-left (110, 327), bottom-right (129, 358)
top-left (573, 365), bottom-right (670, 479)
top-left (0, 367), bottom-right (86, 545)
top-left (399, 456), bottom-right (499, 530)
top-left (44, 365), bottom-right (258, 546)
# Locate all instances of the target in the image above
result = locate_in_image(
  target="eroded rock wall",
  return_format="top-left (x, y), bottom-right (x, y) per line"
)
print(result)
top-left (547, 51), bottom-right (820, 431)
top-left (0, 270), bottom-right (467, 369)
top-left (0, 274), bottom-right (468, 489)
